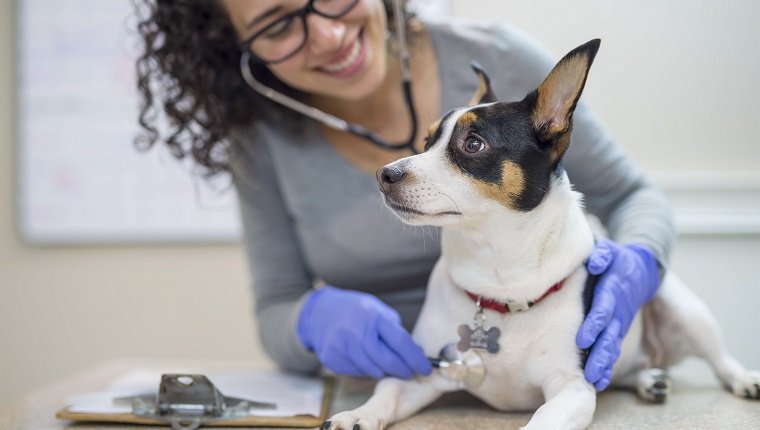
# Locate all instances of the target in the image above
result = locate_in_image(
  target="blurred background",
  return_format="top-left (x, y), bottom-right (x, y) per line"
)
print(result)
top-left (2, 0), bottom-right (759, 403)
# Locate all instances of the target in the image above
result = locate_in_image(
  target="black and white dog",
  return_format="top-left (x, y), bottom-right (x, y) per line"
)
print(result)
top-left (323, 39), bottom-right (760, 430)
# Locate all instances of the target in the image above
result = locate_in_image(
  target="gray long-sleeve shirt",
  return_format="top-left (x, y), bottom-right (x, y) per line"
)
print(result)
top-left (228, 20), bottom-right (676, 374)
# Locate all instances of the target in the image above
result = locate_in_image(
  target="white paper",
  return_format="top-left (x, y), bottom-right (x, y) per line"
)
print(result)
top-left (65, 368), bottom-right (325, 418)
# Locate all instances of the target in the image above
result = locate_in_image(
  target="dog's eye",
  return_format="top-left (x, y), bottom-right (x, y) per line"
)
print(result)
top-left (463, 136), bottom-right (486, 153)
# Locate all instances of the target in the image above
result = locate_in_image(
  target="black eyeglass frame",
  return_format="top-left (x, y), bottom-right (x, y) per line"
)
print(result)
top-left (239, 0), bottom-right (361, 65)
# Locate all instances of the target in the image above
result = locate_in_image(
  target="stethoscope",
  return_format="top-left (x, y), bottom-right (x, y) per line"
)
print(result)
top-left (429, 343), bottom-right (486, 388)
top-left (239, 0), bottom-right (419, 154)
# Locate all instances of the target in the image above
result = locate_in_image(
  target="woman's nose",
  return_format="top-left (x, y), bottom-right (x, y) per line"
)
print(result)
top-left (305, 14), bottom-right (347, 55)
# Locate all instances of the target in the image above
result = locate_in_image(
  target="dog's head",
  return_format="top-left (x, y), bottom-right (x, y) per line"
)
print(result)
top-left (377, 39), bottom-right (600, 226)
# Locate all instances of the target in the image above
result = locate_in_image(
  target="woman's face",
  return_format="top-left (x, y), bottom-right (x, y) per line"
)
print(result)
top-left (222, 0), bottom-right (389, 102)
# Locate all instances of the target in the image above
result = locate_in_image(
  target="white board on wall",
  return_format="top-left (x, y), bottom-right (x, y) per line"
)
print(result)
top-left (17, 0), bottom-right (238, 244)
top-left (15, 0), bottom-right (452, 245)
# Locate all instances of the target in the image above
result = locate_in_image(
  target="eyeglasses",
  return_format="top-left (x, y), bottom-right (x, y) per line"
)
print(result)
top-left (240, 0), bottom-right (361, 64)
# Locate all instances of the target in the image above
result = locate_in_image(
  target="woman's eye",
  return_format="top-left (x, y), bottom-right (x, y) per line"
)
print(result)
top-left (463, 136), bottom-right (485, 153)
top-left (263, 17), bottom-right (295, 40)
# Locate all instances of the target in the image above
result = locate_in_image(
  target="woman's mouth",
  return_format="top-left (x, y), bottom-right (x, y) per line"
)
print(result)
top-left (319, 31), bottom-right (367, 79)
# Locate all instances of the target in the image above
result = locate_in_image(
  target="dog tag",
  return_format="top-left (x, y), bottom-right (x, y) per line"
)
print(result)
top-left (457, 300), bottom-right (501, 354)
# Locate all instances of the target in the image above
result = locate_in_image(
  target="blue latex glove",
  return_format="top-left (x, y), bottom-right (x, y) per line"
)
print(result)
top-left (297, 286), bottom-right (432, 379)
top-left (577, 239), bottom-right (662, 391)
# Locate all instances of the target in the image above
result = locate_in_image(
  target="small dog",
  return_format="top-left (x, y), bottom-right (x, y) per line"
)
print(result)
top-left (323, 39), bottom-right (760, 430)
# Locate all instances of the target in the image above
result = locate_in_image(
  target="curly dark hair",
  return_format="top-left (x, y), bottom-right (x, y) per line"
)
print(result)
top-left (133, 0), bottom-right (411, 176)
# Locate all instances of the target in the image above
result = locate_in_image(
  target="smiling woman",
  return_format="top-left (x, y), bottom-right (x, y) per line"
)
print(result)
top-left (133, 0), bottom-right (413, 175)
top-left (132, 0), bottom-right (677, 395)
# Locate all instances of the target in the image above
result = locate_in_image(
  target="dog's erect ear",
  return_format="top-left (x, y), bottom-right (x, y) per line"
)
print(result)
top-left (468, 61), bottom-right (497, 106)
top-left (531, 39), bottom-right (600, 160)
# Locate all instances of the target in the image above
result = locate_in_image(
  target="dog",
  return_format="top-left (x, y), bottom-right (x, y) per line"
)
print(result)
top-left (321, 39), bottom-right (760, 430)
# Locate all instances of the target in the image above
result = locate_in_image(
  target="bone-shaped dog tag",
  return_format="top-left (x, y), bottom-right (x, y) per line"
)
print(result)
top-left (457, 306), bottom-right (501, 354)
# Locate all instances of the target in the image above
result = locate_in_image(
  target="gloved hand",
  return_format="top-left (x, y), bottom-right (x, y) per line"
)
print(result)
top-left (297, 286), bottom-right (432, 379)
top-left (577, 239), bottom-right (662, 391)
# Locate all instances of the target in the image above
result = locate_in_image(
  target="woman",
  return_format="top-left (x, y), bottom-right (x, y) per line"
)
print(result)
top-left (134, 0), bottom-right (674, 391)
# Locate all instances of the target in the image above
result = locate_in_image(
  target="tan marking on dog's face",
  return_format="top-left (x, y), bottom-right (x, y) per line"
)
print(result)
top-left (471, 160), bottom-right (526, 209)
top-left (427, 119), bottom-right (441, 138)
top-left (457, 111), bottom-right (478, 128)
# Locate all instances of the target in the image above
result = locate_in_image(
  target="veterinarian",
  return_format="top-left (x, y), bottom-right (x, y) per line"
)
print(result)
top-left (134, 0), bottom-right (674, 391)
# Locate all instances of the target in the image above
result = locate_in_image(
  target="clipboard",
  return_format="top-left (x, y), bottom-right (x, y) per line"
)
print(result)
top-left (56, 372), bottom-right (335, 429)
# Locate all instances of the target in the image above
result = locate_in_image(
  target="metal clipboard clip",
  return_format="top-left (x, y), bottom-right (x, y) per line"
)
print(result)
top-left (119, 374), bottom-right (276, 430)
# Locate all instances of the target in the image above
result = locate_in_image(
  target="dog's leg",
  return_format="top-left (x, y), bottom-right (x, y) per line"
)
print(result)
top-left (521, 376), bottom-right (596, 430)
top-left (323, 377), bottom-right (444, 430)
top-left (634, 304), bottom-right (672, 402)
top-left (659, 275), bottom-right (760, 399)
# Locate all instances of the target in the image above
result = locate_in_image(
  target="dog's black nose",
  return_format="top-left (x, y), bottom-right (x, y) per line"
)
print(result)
top-left (377, 165), bottom-right (406, 192)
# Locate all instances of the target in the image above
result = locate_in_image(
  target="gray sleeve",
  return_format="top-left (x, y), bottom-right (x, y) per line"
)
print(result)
top-left (487, 23), bottom-right (677, 266)
top-left (228, 129), bottom-right (320, 373)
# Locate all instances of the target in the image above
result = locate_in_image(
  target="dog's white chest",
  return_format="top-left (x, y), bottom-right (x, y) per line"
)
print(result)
top-left (471, 306), bottom-right (578, 409)
top-left (414, 261), bottom-right (588, 411)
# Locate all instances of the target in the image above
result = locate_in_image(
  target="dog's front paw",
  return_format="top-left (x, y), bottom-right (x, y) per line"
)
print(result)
top-left (730, 370), bottom-right (760, 399)
top-left (321, 410), bottom-right (386, 430)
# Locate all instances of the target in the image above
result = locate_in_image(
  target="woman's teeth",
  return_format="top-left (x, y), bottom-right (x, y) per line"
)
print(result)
top-left (321, 38), bottom-right (362, 73)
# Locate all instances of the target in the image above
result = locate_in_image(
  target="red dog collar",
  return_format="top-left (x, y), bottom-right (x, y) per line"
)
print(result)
top-left (466, 281), bottom-right (565, 314)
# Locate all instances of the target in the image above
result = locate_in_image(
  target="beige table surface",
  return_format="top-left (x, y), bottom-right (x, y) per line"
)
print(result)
top-left (2, 359), bottom-right (759, 430)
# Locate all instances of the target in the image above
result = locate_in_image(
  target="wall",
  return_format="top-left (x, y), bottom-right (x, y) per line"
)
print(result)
top-left (2, 0), bottom-right (759, 403)
top-left (451, 0), bottom-right (760, 177)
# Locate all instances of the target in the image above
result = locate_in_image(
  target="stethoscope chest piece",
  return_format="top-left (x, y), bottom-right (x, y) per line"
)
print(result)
top-left (432, 343), bottom-right (486, 388)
